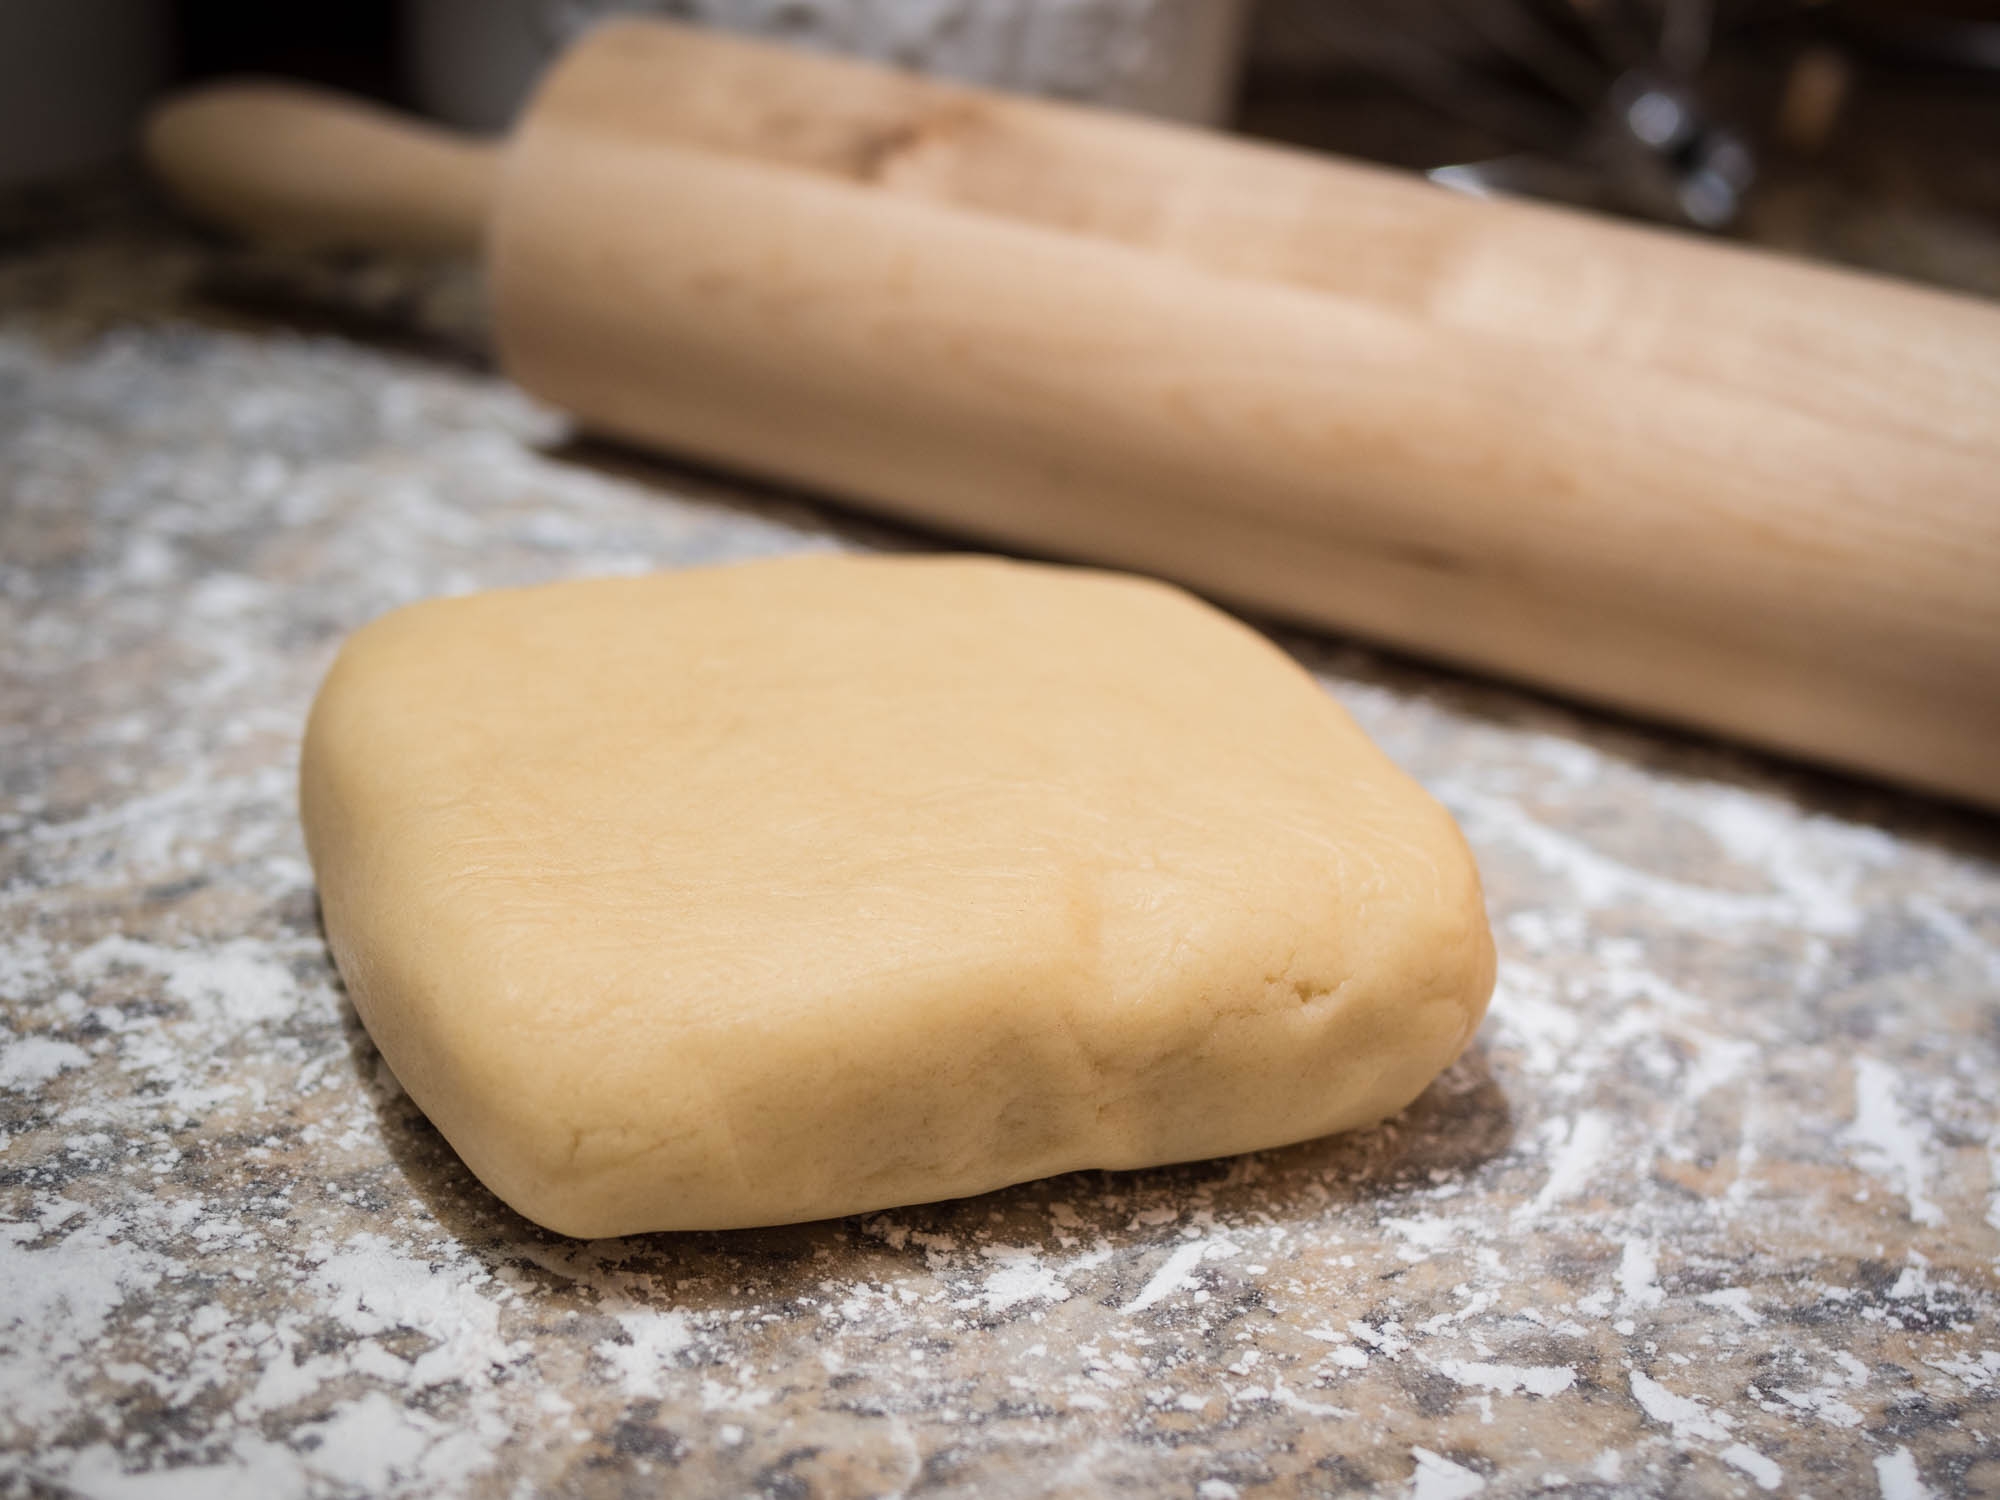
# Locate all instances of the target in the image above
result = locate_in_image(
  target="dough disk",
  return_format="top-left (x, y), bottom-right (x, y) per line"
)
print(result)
top-left (300, 555), bottom-right (1494, 1235)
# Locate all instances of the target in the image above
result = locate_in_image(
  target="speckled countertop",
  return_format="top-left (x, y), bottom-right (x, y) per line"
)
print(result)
top-left (3, 200), bottom-right (1997, 1500)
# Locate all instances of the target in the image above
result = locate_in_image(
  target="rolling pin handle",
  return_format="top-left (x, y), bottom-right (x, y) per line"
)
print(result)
top-left (144, 82), bottom-right (500, 259)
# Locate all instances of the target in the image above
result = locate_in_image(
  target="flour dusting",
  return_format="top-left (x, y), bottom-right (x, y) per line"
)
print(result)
top-left (1846, 1058), bottom-right (1947, 1228)
top-left (4, 255), bottom-right (1997, 1497)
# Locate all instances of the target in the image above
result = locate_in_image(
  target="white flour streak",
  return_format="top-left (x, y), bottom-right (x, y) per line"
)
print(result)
top-left (0, 1218), bottom-right (182, 1437)
top-left (1121, 1240), bottom-right (1208, 1314)
top-left (1436, 1360), bottom-right (1576, 1398)
top-left (1681, 785), bottom-right (1891, 934)
top-left (1719, 1442), bottom-right (1783, 1490)
top-left (1678, 1033), bottom-right (1758, 1103)
top-left (1696, 1288), bottom-right (1763, 1326)
top-left (305, 1391), bottom-right (453, 1492)
top-left (59, 1436), bottom-right (305, 1500)
top-left (1874, 1446), bottom-right (1937, 1500)
top-left (1628, 1371), bottom-right (1731, 1443)
top-left (1907, 896), bottom-right (2000, 985)
top-left (1381, 1214), bottom-right (1471, 1261)
top-left (0, 932), bottom-right (56, 1001)
top-left (1845, 1059), bottom-right (1946, 1227)
top-left (293, 1233), bottom-right (516, 1390)
top-left (1520, 1113), bottom-right (1613, 1218)
top-left (1484, 970), bottom-right (1579, 1080)
top-left (1984, 1125), bottom-right (2000, 1237)
top-left (1410, 1446), bottom-right (1486, 1499)
top-left (1261, 1379), bottom-right (1351, 1420)
top-left (74, 935), bottom-right (308, 1032)
top-left (1768, 1384), bottom-right (1863, 1428)
top-left (978, 1247), bottom-right (1073, 1313)
top-left (1887, 1261), bottom-right (1932, 1301)
top-left (1617, 1240), bottom-right (1665, 1311)
top-left (1922, 1349), bottom-right (2000, 1392)
top-left (0, 1032), bottom-right (90, 1091)
top-left (1440, 790), bottom-right (1861, 935)
top-left (597, 1310), bottom-right (696, 1400)
top-left (1349, 1321), bottom-right (1411, 1358)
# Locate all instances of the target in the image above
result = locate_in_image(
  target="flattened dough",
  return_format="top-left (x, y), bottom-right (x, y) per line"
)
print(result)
top-left (300, 555), bottom-right (1494, 1236)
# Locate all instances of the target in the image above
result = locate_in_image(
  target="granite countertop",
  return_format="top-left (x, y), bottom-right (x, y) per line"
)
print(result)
top-left (3, 201), bottom-right (1997, 1500)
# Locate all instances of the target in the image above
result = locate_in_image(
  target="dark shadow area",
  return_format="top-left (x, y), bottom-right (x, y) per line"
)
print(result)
top-left (0, 164), bottom-right (159, 258)
top-left (1239, 10), bottom-right (2000, 302)
top-left (182, 248), bottom-right (493, 371)
top-left (173, 0), bottom-right (402, 106)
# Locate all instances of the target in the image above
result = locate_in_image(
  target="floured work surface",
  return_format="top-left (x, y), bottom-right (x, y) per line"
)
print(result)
top-left (3, 212), bottom-right (1997, 1499)
top-left (300, 555), bottom-right (1493, 1235)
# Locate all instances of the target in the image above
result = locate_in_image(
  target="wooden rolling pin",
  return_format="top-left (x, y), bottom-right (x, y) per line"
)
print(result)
top-left (147, 19), bottom-right (2000, 807)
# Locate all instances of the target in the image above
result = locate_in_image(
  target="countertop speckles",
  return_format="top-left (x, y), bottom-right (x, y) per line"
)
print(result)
top-left (3, 209), bottom-right (1998, 1500)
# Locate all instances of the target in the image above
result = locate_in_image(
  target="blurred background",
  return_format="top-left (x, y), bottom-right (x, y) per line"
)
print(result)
top-left (2, 0), bottom-right (1997, 296)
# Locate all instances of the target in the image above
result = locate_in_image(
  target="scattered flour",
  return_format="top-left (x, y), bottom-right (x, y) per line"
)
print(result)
top-left (4, 279), bottom-right (1995, 1500)
top-left (1436, 1360), bottom-right (1576, 1398)
top-left (1874, 1445), bottom-right (1938, 1500)
top-left (1616, 1239), bottom-right (1665, 1312)
top-left (1120, 1239), bottom-right (1209, 1315)
top-left (1719, 1442), bottom-right (1783, 1491)
top-left (74, 935), bottom-right (310, 1033)
top-left (0, 1032), bottom-right (90, 1091)
top-left (978, 1246), bottom-right (1074, 1313)
top-left (1521, 1112), bottom-right (1613, 1218)
top-left (1845, 1058), bottom-right (1947, 1228)
top-left (1629, 1371), bottom-right (1732, 1443)
top-left (1409, 1446), bottom-right (1486, 1500)
top-left (1696, 1288), bottom-right (1763, 1327)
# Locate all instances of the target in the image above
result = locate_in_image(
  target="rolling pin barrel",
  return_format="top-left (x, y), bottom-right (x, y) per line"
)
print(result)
top-left (146, 22), bottom-right (2000, 807)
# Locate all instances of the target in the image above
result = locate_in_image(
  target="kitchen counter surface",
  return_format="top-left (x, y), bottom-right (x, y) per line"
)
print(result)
top-left (3, 204), bottom-right (1996, 1500)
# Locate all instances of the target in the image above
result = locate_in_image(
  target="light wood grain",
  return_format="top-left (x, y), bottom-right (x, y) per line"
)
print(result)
top-left (146, 23), bottom-right (2000, 805)
top-left (534, 21), bottom-right (1998, 459)
top-left (498, 22), bottom-right (2000, 805)
top-left (145, 81), bottom-right (497, 257)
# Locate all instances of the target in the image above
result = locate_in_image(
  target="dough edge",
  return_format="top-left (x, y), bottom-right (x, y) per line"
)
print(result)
top-left (300, 555), bottom-right (1496, 1237)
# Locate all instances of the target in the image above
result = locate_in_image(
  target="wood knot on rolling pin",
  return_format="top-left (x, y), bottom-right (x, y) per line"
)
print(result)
top-left (844, 104), bottom-right (988, 184)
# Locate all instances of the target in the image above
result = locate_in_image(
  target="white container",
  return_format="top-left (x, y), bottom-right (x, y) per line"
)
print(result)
top-left (406, 0), bottom-right (1252, 133)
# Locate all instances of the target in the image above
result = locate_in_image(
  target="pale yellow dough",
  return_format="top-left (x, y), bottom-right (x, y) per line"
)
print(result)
top-left (300, 555), bottom-right (1494, 1236)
